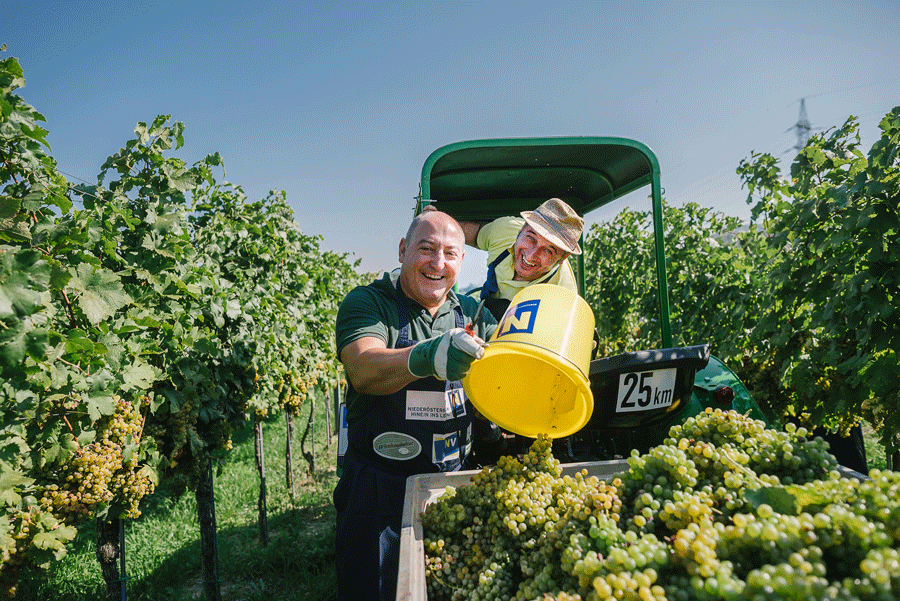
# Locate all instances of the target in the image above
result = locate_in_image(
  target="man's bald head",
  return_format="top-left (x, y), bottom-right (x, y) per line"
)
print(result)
top-left (398, 210), bottom-right (466, 313)
top-left (404, 210), bottom-right (463, 245)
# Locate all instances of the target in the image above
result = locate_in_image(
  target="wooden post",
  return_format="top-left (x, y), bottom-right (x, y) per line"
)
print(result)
top-left (196, 459), bottom-right (222, 601)
top-left (334, 382), bottom-right (342, 439)
top-left (891, 450), bottom-right (899, 472)
top-left (300, 392), bottom-right (318, 478)
top-left (285, 408), bottom-right (295, 499)
top-left (325, 385), bottom-right (333, 445)
top-left (310, 393), bottom-right (316, 474)
top-left (255, 418), bottom-right (269, 546)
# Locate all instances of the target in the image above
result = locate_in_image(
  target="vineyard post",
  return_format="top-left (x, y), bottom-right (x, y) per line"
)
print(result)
top-left (325, 385), bottom-right (333, 445)
top-left (300, 393), bottom-right (316, 478)
top-left (310, 394), bottom-right (316, 473)
top-left (890, 434), bottom-right (898, 471)
top-left (196, 459), bottom-right (222, 601)
top-left (285, 407), bottom-right (295, 499)
top-left (333, 383), bottom-right (342, 440)
top-left (254, 417), bottom-right (269, 546)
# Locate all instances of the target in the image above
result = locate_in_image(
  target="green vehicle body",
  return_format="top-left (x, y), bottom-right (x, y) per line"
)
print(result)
top-left (416, 137), bottom-right (768, 460)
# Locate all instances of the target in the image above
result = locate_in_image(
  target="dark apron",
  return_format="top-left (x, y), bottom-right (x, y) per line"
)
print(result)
top-left (334, 283), bottom-right (473, 601)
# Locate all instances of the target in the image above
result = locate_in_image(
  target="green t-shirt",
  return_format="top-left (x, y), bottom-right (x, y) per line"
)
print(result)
top-left (335, 272), bottom-right (497, 422)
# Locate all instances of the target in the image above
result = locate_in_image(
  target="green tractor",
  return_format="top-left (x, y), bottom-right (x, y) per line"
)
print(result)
top-left (416, 137), bottom-right (769, 462)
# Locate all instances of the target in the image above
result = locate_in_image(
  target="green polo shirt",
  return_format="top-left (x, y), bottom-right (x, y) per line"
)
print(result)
top-left (335, 272), bottom-right (498, 422)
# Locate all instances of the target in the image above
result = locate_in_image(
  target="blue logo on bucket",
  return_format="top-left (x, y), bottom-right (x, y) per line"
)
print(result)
top-left (498, 299), bottom-right (541, 336)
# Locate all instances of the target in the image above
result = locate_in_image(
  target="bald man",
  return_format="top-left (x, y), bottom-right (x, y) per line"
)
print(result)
top-left (333, 209), bottom-right (497, 601)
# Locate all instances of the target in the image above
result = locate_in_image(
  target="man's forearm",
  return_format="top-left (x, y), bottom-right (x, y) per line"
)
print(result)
top-left (341, 340), bottom-right (419, 396)
top-left (458, 221), bottom-right (483, 248)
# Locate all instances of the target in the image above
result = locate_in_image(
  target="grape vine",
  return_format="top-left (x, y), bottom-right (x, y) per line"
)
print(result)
top-left (0, 47), bottom-right (366, 596)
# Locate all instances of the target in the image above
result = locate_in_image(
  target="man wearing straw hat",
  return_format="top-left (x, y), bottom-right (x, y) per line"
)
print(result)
top-left (333, 209), bottom-right (497, 601)
top-left (429, 197), bottom-right (584, 320)
top-left (425, 198), bottom-right (586, 460)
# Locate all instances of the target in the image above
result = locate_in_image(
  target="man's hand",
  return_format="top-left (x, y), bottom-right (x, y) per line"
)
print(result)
top-left (408, 328), bottom-right (487, 381)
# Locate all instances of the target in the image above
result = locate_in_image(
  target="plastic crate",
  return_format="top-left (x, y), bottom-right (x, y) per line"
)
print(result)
top-left (396, 459), bottom-right (629, 601)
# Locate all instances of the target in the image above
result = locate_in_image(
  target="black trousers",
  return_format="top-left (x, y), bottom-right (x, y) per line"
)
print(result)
top-left (333, 451), bottom-right (405, 601)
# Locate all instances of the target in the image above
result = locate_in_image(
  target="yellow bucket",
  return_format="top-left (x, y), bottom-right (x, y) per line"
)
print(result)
top-left (463, 284), bottom-right (595, 439)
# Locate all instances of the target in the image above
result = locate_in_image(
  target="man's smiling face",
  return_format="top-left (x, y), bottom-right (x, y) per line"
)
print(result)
top-left (398, 212), bottom-right (465, 313)
top-left (512, 224), bottom-right (566, 281)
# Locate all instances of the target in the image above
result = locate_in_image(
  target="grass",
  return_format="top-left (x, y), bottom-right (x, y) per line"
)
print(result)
top-left (15, 392), bottom-right (339, 601)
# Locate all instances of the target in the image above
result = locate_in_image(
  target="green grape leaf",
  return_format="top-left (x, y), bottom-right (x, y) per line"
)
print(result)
top-left (85, 393), bottom-right (116, 422)
top-left (68, 263), bottom-right (131, 325)
top-left (860, 350), bottom-right (899, 398)
top-left (0, 215), bottom-right (32, 242)
top-left (744, 486), bottom-right (800, 514)
top-left (0, 516), bottom-right (12, 550)
top-left (0, 196), bottom-right (20, 219)
top-left (122, 358), bottom-right (162, 391)
top-left (0, 248), bottom-right (47, 319)
top-left (147, 392), bottom-right (165, 413)
top-left (225, 298), bottom-right (242, 319)
top-left (0, 328), bottom-right (26, 367)
top-left (42, 442), bottom-right (63, 466)
top-left (60, 434), bottom-right (79, 454)
top-left (744, 485), bottom-right (833, 515)
top-left (0, 470), bottom-right (34, 506)
top-left (188, 429), bottom-right (204, 456)
top-left (162, 162), bottom-right (196, 192)
top-left (49, 262), bottom-right (71, 290)
top-left (31, 524), bottom-right (78, 566)
top-left (139, 464), bottom-right (159, 487)
top-left (76, 430), bottom-right (96, 447)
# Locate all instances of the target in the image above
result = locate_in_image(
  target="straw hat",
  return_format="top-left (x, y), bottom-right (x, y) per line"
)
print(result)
top-left (520, 198), bottom-right (584, 255)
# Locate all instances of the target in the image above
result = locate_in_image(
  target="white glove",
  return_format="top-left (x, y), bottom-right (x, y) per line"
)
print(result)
top-left (408, 328), bottom-right (487, 381)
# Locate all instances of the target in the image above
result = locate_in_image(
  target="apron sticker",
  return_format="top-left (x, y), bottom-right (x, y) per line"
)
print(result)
top-left (432, 432), bottom-right (460, 465)
top-left (447, 387), bottom-right (467, 419)
top-left (373, 432), bottom-right (421, 461)
top-left (406, 389), bottom-right (468, 421)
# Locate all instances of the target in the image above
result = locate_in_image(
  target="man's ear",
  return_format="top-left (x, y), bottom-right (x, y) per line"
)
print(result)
top-left (398, 238), bottom-right (406, 263)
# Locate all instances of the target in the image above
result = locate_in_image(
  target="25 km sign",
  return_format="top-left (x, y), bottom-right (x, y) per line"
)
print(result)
top-left (615, 368), bottom-right (677, 413)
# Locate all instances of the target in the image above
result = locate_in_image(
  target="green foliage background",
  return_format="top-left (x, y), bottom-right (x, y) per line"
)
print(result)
top-left (583, 106), bottom-right (900, 460)
top-left (0, 48), bottom-right (366, 595)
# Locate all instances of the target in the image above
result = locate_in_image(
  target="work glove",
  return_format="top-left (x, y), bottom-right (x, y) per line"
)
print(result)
top-left (408, 328), bottom-right (487, 381)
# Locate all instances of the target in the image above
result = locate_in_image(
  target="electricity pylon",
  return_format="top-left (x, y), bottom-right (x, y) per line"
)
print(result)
top-left (785, 97), bottom-right (823, 154)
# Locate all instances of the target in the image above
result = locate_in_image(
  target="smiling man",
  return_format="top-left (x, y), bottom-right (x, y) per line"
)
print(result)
top-left (455, 197), bottom-right (585, 320)
top-left (333, 209), bottom-right (497, 601)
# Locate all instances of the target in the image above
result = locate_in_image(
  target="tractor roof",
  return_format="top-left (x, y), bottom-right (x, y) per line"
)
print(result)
top-left (419, 136), bottom-right (660, 220)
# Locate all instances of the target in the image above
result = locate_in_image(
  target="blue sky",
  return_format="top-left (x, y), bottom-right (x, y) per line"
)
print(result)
top-left (4, 0), bottom-right (898, 289)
